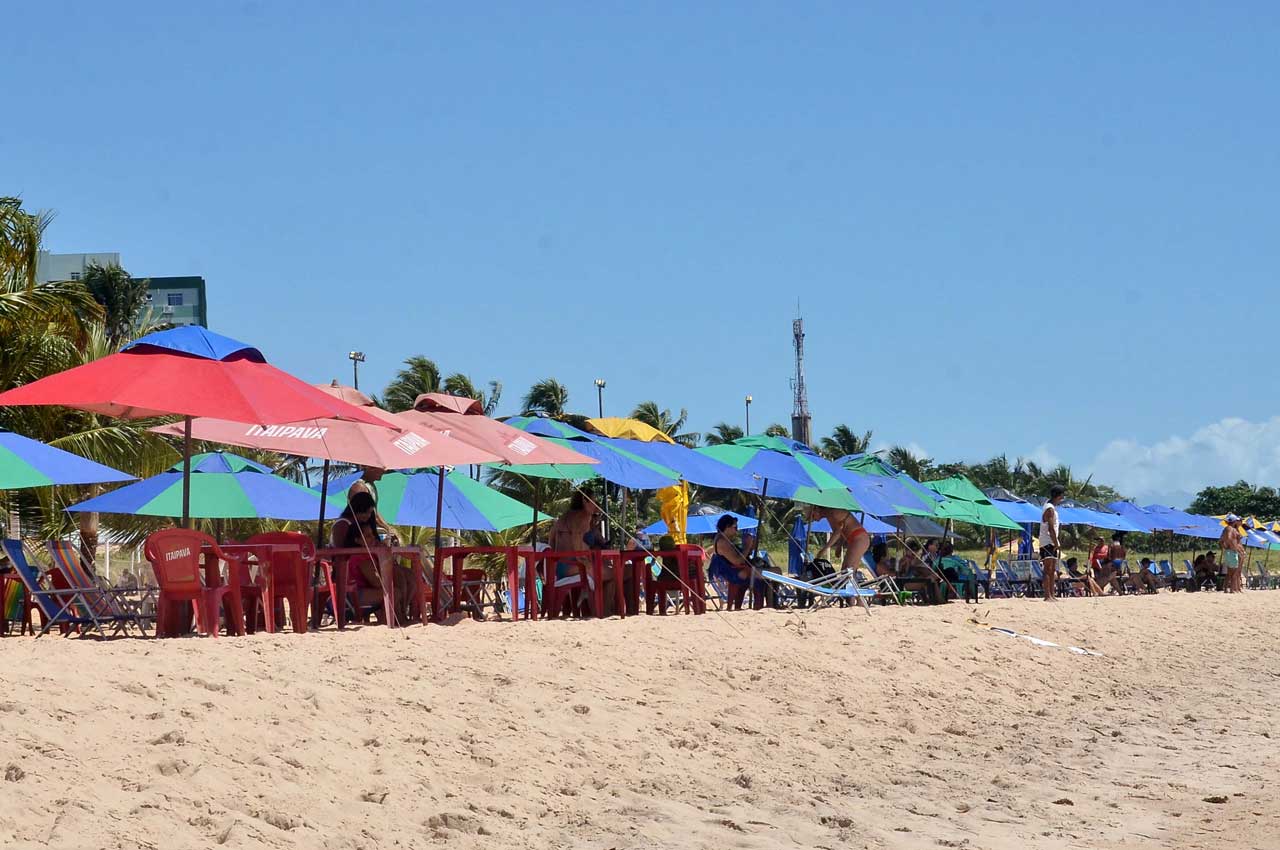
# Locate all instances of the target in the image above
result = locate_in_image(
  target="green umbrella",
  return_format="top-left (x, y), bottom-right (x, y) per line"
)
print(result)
top-left (921, 475), bottom-right (1023, 531)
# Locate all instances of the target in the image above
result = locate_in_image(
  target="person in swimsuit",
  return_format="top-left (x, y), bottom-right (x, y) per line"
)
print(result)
top-left (807, 506), bottom-right (872, 574)
top-left (1220, 515), bottom-right (1245, 594)
top-left (707, 514), bottom-right (764, 610)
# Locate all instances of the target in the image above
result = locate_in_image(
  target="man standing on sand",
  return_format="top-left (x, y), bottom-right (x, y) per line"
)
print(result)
top-left (1039, 485), bottom-right (1066, 601)
top-left (1220, 515), bottom-right (1245, 594)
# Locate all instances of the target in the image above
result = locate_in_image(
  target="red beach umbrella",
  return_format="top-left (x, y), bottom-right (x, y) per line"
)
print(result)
top-left (0, 327), bottom-right (393, 525)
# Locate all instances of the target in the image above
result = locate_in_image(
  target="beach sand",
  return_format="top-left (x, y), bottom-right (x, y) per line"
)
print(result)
top-left (1, 592), bottom-right (1277, 849)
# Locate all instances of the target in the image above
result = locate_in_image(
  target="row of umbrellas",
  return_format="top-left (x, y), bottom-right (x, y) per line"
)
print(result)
top-left (3, 325), bottom-right (1275, 549)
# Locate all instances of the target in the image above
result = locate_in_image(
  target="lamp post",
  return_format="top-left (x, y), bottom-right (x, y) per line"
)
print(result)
top-left (745, 394), bottom-right (752, 435)
top-left (594, 378), bottom-right (606, 418)
top-left (348, 351), bottom-right (366, 390)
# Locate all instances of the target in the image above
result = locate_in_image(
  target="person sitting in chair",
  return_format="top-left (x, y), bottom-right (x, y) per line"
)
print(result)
top-left (708, 515), bottom-right (765, 611)
top-left (330, 491), bottom-right (401, 621)
top-left (1131, 558), bottom-right (1160, 593)
top-left (898, 539), bottom-right (941, 604)
top-left (1067, 556), bottom-right (1104, 596)
top-left (938, 542), bottom-right (976, 603)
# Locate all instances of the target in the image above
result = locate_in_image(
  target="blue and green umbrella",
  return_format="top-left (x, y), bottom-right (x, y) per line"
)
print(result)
top-left (66, 451), bottom-right (323, 520)
top-left (323, 469), bottom-right (549, 531)
top-left (696, 435), bottom-right (863, 509)
top-left (0, 429), bottom-right (134, 489)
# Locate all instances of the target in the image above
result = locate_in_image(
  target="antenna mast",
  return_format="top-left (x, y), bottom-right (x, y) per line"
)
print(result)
top-left (790, 313), bottom-right (812, 445)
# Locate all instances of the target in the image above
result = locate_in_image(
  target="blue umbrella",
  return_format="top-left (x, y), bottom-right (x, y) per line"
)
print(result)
top-left (643, 506), bottom-right (759, 536)
top-left (0, 429), bottom-right (134, 489)
top-left (66, 452), bottom-right (324, 520)
top-left (809, 514), bottom-right (896, 535)
top-left (1141, 504), bottom-right (1223, 539)
top-left (988, 497), bottom-right (1045, 525)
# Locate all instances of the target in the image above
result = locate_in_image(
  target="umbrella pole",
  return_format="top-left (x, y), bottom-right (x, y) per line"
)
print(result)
top-left (432, 466), bottom-right (446, 623)
top-left (181, 416), bottom-right (193, 528)
top-left (531, 480), bottom-right (540, 547)
top-left (751, 480), bottom-right (768, 609)
top-left (309, 458), bottom-right (331, 631)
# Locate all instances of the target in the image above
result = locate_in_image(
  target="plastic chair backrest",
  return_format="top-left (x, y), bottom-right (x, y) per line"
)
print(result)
top-left (244, 531), bottom-right (315, 592)
top-left (144, 529), bottom-right (212, 594)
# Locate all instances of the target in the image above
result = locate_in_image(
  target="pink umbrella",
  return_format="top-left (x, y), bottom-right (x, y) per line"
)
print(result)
top-left (398, 392), bottom-right (596, 466)
top-left (150, 415), bottom-right (498, 471)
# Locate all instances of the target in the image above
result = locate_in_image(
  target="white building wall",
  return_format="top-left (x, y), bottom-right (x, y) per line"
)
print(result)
top-left (35, 251), bottom-right (121, 282)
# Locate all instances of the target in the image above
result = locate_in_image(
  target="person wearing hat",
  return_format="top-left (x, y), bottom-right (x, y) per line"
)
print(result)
top-left (1219, 515), bottom-right (1246, 593)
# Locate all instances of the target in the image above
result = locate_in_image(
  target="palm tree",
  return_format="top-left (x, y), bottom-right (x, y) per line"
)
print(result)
top-left (380, 355), bottom-right (442, 412)
top-left (0, 196), bottom-right (52, 290)
top-left (442, 373), bottom-right (503, 415)
top-left (817, 424), bottom-right (872, 459)
top-left (630, 401), bottom-right (700, 447)
top-left (703, 422), bottom-right (744, 446)
top-left (763, 423), bottom-right (791, 439)
top-left (82, 261), bottom-right (149, 345)
top-left (886, 445), bottom-right (932, 481)
top-left (521, 378), bottom-right (570, 418)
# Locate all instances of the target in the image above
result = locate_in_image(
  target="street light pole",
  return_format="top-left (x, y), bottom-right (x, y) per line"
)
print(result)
top-left (745, 394), bottom-right (752, 435)
top-left (594, 378), bottom-right (606, 418)
top-left (348, 351), bottom-right (366, 390)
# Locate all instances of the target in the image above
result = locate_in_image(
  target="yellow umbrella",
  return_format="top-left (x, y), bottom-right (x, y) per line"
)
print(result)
top-left (585, 417), bottom-right (675, 444)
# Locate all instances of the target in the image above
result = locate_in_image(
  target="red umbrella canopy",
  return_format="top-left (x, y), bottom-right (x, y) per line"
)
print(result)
top-left (415, 392), bottom-right (483, 415)
top-left (0, 327), bottom-right (389, 428)
top-left (150, 415), bottom-right (501, 469)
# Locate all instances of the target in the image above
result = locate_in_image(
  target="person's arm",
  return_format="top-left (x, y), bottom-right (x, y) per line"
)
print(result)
top-left (330, 518), bottom-right (350, 548)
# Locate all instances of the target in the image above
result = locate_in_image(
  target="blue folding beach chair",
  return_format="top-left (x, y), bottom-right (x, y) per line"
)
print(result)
top-left (2, 539), bottom-right (116, 637)
top-left (760, 569), bottom-right (876, 615)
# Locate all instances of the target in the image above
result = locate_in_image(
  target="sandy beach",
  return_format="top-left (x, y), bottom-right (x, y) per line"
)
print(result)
top-left (2, 592), bottom-right (1277, 850)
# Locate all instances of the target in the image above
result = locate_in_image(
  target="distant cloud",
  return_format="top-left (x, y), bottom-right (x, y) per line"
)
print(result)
top-left (1087, 417), bottom-right (1280, 508)
top-left (1020, 444), bottom-right (1061, 470)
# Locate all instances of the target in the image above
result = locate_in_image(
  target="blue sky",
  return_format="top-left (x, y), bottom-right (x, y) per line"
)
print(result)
top-left (4, 3), bottom-right (1278, 505)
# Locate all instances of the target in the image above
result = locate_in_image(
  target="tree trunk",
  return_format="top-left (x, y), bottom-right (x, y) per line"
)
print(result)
top-left (78, 484), bottom-right (101, 569)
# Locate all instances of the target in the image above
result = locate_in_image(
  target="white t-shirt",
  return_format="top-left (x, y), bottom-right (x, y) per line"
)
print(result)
top-left (1039, 502), bottom-right (1060, 547)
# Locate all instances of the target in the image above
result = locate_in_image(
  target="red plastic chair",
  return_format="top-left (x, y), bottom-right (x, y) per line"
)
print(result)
top-left (245, 532), bottom-right (314, 633)
top-left (144, 529), bottom-right (245, 638)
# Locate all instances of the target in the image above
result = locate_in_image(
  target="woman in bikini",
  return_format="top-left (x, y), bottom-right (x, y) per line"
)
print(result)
top-left (808, 506), bottom-right (872, 574)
